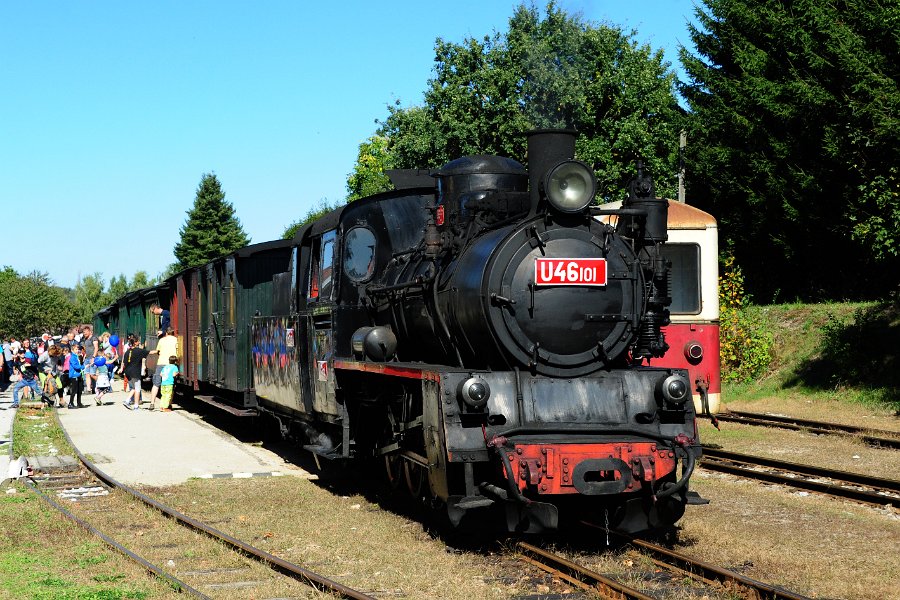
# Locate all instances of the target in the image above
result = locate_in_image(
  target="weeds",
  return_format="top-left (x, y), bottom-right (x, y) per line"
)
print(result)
top-left (719, 254), bottom-right (774, 383)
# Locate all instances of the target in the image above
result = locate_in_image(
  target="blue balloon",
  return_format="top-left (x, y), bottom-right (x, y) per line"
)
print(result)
top-left (109, 334), bottom-right (119, 347)
top-left (94, 356), bottom-right (106, 367)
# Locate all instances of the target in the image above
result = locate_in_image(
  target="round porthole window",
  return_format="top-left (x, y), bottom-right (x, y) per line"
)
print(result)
top-left (344, 227), bottom-right (376, 282)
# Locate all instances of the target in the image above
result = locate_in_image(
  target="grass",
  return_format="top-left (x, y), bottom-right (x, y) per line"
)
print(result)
top-left (725, 299), bottom-right (900, 410)
top-left (0, 482), bottom-right (177, 599)
top-left (3, 408), bottom-right (178, 599)
top-left (11, 406), bottom-right (70, 458)
top-left (154, 475), bottom-right (547, 599)
top-left (699, 299), bottom-right (900, 599)
top-left (3, 301), bottom-right (895, 598)
top-left (681, 473), bottom-right (900, 600)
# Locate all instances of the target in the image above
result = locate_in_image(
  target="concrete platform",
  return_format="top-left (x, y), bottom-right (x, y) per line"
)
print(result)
top-left (0, 386), bottom-right (15, 477)
top-left (56, 386), bottom-right (312, 486)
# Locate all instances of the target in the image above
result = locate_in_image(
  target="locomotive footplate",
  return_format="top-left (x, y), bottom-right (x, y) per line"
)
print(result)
top-left (506, 442), bottom-right (678, 496)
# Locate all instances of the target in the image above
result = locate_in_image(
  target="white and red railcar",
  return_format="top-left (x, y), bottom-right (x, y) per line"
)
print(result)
top-left (599, 201), bottom-right (721, 414)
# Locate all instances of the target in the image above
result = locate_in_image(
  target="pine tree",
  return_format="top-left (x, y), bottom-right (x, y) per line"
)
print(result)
top-left (174, 174), bottom-right (251, 269)
top-left (680, 0), bottom-right (900, 301)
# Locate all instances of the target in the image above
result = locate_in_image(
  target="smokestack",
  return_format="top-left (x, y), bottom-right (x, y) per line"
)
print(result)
top-left (526, 129), bottom-right (576, 213)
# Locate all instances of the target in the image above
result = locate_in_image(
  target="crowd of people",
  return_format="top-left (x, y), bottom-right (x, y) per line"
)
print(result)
top-left (0, 314), bottom-right (179, 412)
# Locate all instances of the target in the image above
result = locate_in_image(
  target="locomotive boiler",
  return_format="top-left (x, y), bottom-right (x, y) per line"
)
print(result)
top-left (98, 129), bottom-right (704, 534)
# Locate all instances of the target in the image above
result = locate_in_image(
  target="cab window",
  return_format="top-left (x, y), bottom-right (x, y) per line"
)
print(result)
top-left (660, 243), bottom-right (701, 314)
top-left (309, 230), bottom-right (337, 301)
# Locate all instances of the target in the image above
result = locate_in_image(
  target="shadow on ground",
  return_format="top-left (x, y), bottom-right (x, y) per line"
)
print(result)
top-left (784, 296), bottom-right (899, 406)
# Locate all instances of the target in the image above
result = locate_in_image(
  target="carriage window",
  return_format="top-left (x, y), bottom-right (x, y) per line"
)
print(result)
top-left (344, 227), bottom-right (376, 282)
top-left (660, 243), bottom-right (701, 314)
top-left (309, 231), bottom-right (336, 300)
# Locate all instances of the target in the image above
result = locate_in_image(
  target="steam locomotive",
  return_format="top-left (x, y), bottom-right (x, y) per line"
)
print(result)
top-left (97, 130), bottom-right (704, 533)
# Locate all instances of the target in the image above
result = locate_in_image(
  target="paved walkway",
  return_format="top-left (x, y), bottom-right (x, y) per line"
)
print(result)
top-left (4, 380), bottom-right (311, 487)
top-left (0, 386), bottom-right (14, 477)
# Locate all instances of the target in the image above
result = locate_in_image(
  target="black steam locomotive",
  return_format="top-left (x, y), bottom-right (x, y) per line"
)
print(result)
top-left (102, 130), bottom-right (703, 533)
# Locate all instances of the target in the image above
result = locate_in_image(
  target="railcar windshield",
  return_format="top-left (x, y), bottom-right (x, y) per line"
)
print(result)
top-left (661, 243), bottom-right (701, 314)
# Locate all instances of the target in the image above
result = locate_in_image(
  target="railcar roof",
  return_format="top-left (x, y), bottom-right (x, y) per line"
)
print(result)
top-left (596, 199), bottom-right (716, 229)
top-left (291, 186), bottom-right (436, 244)
top-left (233, 238), bottom-right (293, 258)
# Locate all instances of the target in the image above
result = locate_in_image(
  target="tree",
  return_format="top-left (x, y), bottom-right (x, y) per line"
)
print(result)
top-left (129, 270), bottom-right (155, 290)
top-left (73, 272), bottom-right (107, 322)
top-left (174, 173), bottom-right (251, 269)
top-left (0, 270), bottom-right (78, 338)
top-left (679, 0), bottom-right (900, 301)
top-left (107, 274), bottom-right (129, 301)
top-left (358, 2), bottom-right (684, 201)
top-left (0, 266), bottom-right (16, 287)
top-left (282, 199), bottom-right (340, 240)
top-left (346, 135), bottom-right (393, 201)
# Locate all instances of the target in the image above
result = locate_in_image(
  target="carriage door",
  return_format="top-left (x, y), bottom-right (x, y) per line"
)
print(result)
top-left (308, 230), bottom-right (338, 416)
top-left (222, 260), bottom-right (237, 390)
top-left (204, 263), bottom-right (221, 384)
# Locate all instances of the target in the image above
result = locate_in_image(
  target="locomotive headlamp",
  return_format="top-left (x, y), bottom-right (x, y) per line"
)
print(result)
top-left (543, 160), bottom-right (596, 213)
top-left (659, 373), bottom-right (691, 406)
top-left (458, 377), bottom-right (491, 409)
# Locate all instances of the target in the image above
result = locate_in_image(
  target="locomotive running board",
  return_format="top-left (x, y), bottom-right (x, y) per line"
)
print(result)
top-left (193, 394), bottom-right (258, 417)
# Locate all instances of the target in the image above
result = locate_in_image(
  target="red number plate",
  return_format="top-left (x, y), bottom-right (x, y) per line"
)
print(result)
top-left (534, 258), bottom-right (607, 286)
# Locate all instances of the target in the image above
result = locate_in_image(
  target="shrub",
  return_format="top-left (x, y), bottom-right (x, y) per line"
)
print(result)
top-left (719, 254), bottom-right (774, 382)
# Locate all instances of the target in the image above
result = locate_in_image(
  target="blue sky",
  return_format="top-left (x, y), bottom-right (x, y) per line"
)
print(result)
top-left (0, 1), bottom-right (700, 289)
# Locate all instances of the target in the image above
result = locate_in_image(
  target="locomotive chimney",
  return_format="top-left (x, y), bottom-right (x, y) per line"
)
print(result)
top-left (527, 129), bottom-right (577, 213)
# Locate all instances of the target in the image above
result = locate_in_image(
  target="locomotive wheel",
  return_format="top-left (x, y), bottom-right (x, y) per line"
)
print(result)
top-left (384, 454), bottom-right (403, 491)
top-left (404, 460), bottom-right (426, 498)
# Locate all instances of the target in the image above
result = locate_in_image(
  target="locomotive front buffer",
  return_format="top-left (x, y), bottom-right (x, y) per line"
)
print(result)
top-left (433, 368), bottom-right (700, 534)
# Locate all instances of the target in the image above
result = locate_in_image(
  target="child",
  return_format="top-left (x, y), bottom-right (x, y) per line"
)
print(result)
top-left (157, 355), bottom-right (179, 412)
top-left (94, 356), bottom-right (111, 405)
top-left (41, 370), bottom-right (60, 409)
top-left (11, 357), bottom-right (51, 408)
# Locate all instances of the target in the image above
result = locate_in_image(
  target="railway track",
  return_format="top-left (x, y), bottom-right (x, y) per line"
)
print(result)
top-left (701, 447), bottom-right (900, 508)
top-left (716, 410), bottom-right (900, 449)
top-left (25, 409), bottom-right (375, 600)
top-left (517, 531), bottom-right (813, 600)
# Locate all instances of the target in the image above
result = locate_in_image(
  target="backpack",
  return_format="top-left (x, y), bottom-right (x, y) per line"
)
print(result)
top-left (44, 376), bottom-right (58, 395)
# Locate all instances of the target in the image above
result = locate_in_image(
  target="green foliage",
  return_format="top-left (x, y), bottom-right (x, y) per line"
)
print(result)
top-left (106, 275), bottom-right (128, 302)
top-left (680, 0), bottom-right (900, 301)
top-left (0, 266), bottom-right (17, 286)
top-left (851, 167), bottom-right (900, 259)
top-left (73, 272), bottom-right (107, 322)
top-left (790, 296), bottom-right (899, 403)
top-left (719, 254), bottom-right (774, 382)
top-left (361, 2), bottom-right (683, 201)
top-left (347, 135), bottom-right (393, 200)
top-left (282, 199), bottom-right (341, 240)
top-left (174, 173), bottom-right (251, 269)
top-left (128, 271), bottom-right (154, 290)
top-left (0, 269), bottom-right (78, 338)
